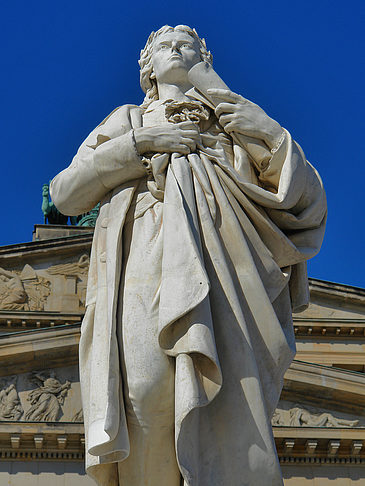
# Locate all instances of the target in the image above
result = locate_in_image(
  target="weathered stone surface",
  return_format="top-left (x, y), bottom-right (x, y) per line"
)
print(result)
top-left (0, 378), bottom-right (23, 420)
top-left (273, 401), bottom-right (361, 427)
top-left (0, 367), bottom-right (82, 423)
top-left (50, 24), bottom-right (327, 486)
top-left (0, 325), bottom-right (80, 375)
top-left (33, 224), bottom-right (94, 241)
top-left (0, 220), bottom-right (363, 485)
top-left (0, 233), bottom-right (91, 314)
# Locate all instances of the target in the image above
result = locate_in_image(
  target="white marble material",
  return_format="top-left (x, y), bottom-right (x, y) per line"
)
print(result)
top-left (51, 25), bottom-right (327, 486)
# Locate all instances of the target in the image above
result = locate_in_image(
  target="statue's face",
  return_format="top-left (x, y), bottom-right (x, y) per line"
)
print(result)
top-left (151, 30), bottom-right (201, 85)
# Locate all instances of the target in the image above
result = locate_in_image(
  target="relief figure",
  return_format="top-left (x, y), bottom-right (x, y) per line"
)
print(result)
top-left (71, 408), bottom-right (84, 422)
top-left (0, 380), bottom-right (23, 420)
top-left (25, 372), bottom-right (71, 422)
top-left (0, 265), bottom-right (50, 311)
top-left (47, 254), bottom-right (90, 277)
top-left (0, 268), bottom-right (27, 310)
top-left (289, 407), bottom-right (359, 427)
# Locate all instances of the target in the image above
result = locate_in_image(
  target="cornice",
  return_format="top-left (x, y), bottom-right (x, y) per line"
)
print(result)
top-left (293, 316), bottom-right (365, 339)
top-left (274, 426), bottom-right (365, 463)
top-left (0, 233), bottom-right (93, 265)
top-left (0, 324), bottom-right (81, 376)
top-left (0, 422), bottom-right (84, 461)
top-left (308, 278), bottom-right (365, 306)
top-left (0, 311), bottom-right (83, 333)
top-left (283, 360), bottom-right (365, 413)
top-left (2, 421), bottom-right (365, 464)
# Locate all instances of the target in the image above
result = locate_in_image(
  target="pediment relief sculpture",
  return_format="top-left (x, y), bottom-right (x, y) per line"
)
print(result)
top-left (24, 371), bottom-right (71, 422)
top-left (0, 256), bottom-right (91, 314)
top-left (0, 265), bottom-right (50, 311)
top-left (0, 369), bottom-right (81, 423)
top-left (272, 406), bottom-right (359, 428)
top-left (0, 268), bottom-right (27, 310)
top-left (71, 408), bottom-right (84, 422)
top-left (46, 254), bottom-right (90, 278)
top-left (44, 254), bottom-right (90, 310)
top-left (0, 377), bottom-right (23, 420)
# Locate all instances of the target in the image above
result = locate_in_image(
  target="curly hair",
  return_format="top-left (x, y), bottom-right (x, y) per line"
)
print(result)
top-left (139, 25), bottom-right (213, 108)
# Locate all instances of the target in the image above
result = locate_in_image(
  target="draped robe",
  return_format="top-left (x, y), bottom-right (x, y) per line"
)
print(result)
top-left (50, 99), bottom-right (326, 486)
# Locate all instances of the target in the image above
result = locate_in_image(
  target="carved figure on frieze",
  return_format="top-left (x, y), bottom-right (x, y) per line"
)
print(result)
top-left (289, 407), bottom-right (359, 428)
top-left (24, 372), bottom-right (71, 422)
top-left (71, 408), bottom-right (84, 422)
top-left (20, 264), bottom-right (50, 311)
top-left (271, 409), bottom-right (285, 426)
top-left (0, 265), bottom-right (50, 311)
top-left (44, 255), bottom-right (90, 312)
top-left (0, 378), bottom-right (23, 420)
top-left (47, 254), bottom-right (90, 278)
top-left (0, 268), bottom-right (28, 310)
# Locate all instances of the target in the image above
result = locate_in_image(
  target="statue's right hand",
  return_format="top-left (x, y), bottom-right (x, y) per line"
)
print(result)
top-left (134, 122), bottom-right (200, 155)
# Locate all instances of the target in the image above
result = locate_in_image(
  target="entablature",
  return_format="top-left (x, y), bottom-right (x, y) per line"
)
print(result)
top-left (274, 426), bottom-right (365, 464)
top-left (0, 324), bottom-right (80, 376)
top-left (0, 311), bottom-right (83, 333)
top-left (0, 422), bottom-right (84, 461)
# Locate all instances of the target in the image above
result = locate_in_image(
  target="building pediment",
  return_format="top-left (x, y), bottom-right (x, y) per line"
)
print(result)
top-left (282, 360), bottom-right (365, 414)
top-left (0, 231), bottom-right (93, 324)
top-left (0, 229), bottom-right (364, 470)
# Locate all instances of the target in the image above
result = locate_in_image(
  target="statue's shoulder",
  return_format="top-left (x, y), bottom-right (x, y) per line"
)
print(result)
top-left (96, 104), bottom-right (144, 129)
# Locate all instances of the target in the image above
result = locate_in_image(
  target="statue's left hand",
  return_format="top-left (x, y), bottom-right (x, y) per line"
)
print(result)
top-left (208, 88), bottom-right (283, 149)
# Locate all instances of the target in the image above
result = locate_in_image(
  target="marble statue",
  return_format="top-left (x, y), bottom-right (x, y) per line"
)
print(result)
top-left (50, 25), bottom-right (326, 486)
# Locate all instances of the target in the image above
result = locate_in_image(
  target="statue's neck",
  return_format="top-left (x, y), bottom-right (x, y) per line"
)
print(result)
top-left (156, 82), bottom-right (193, 103)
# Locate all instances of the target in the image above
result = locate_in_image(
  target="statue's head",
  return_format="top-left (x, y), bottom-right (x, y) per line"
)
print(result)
top-left (42, 183), bottom-right (49, 196)
top-left (139, 25), bottom-right (212, 107)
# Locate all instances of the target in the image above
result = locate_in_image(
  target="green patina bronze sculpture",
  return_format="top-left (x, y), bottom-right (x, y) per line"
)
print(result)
top-left (42, 183), bottom-right (99, 227)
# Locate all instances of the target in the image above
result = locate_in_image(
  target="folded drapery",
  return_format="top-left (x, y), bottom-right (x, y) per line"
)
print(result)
top-left (51, 102), bottom-right (326, 486)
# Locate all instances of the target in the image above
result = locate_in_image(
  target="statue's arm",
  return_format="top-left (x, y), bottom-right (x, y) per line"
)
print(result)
top-left (208, 88), bottom-right (293, 190)
top-left (257, 129), bottom-right (288, 191)
top-left (50, 105), bottom-right (147, 216)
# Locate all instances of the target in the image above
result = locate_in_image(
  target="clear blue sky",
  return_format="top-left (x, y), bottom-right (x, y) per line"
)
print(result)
top-left (1, 0), bottom-right (364, 287)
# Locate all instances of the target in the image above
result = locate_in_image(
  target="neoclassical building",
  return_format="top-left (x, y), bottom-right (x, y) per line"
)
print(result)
top-left (0, 223), bottom-right (364, 485)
